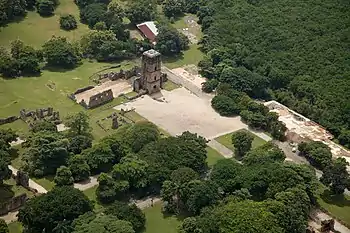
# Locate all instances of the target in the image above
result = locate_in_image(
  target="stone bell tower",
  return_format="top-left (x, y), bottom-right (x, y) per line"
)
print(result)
top-left (141, 49), bottom-right (162, 94)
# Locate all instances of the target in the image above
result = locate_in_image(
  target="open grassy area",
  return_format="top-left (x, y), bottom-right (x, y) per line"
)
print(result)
top-left (83, 185), bottom-right (104, 212)
top-left (0, 60), bottom-right (134, 137)
top-left (317, 188), bottom-right (350, 226)
top-left (163, 80), bottom-right (181, 91)
top-left (0, 0), bottom-right (89, 48)
top-left (206, 146), bottom-right (224, 166)
top-left (143, 202), bottom-right (182, 233)
top-left (215, 129), bottom-right (267, 152)
top-left (33, 176), bottom-right (55, 191)
top-left (163, 44), bottom-right (204, 69)
top-left (8, 221), bottom-right (23, 233)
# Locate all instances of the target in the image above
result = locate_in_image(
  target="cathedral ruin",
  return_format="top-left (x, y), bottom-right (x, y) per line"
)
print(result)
top-left (133, 49), bottom-right (164, 94)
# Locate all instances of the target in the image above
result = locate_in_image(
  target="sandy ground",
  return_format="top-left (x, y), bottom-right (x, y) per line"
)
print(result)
top-left (74, 175), bottom-right (98, 191)
top-left (115, 87), bottom-right (247, 139)
top-left (75, 79), bottom-right (132, 104)
top-left (170, 67), bottom-right (205, 89)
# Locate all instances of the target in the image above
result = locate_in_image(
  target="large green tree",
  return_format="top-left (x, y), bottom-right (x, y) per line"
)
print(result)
top-left (43, 36), bottom-right (81, 69)
top-left (18, 186), bottom-right (92, 233)
top-left (231, 130), bottom-right (254, 157)
top-left (155, 24), bottom-right (189, 55)
top-left (125, 0), bottom-right (155, 24)
top-left (54, 166), bottom-right (74, 186)
top-left (321, 158), bottom-right (350, 194)
top-left (105, 201), bottom-right (145, 233)
top-left (68, 155), bottom-right (91, 182)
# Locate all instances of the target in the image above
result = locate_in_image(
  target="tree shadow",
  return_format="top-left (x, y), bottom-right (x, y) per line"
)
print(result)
top-left (162, 53), bottom-right (185, 64)
top-left (42, 64), bottom-right (79, 73)
top-left (320, 189), bottom-right (350, 207)
top-left (0, 184), bottom-right (15, 203)
top-left (9, 147), bottom-right (20, 161)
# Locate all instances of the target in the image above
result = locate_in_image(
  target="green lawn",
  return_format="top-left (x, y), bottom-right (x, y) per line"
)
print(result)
top-left (163, 80), bottom-right (181, 91)
top-left (0, 60), bottom-right (134, 137)
top-left (143, 202), bottom-right (182, 233)
top-left (215, 129), bottom-right (267, 152)
top-left (163, 44), bottom-right (204, 69)
top-left (206, 146), bottom-right (224, 167)
top-left (83, 185), bottom-right (104, 212)
top-left (0, 0), bottom-right (90, 48)
top-left (8, 221), bottom-right (23, 233)
top-left (33, 176), bottom-right (55, 191)
top-left (317, 188), bottom-right (350, 227)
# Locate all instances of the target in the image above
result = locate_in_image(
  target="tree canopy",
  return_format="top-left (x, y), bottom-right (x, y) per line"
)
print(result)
top-left (18, 186), bottom-right (93, 233)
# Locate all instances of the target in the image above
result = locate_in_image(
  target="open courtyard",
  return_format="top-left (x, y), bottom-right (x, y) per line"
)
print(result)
top-left (114, 87), bottom-right (247, 139)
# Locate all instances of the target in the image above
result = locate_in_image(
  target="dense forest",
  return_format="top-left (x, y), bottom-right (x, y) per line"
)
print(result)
top-left (197, 0), bottom-right (350, 147)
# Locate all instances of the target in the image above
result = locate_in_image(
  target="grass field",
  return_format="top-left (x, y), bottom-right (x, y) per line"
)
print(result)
top-left (317, 187), bottom-right (350, 226)
top-left (8, 222), bottom-right (22, 233)
top-left (0, 0), bottom-right (89, 48)
top-left (143, 202), bottom-right (182, 233)
top-left (163, 44), bottom-right (204, 69)
top-left (206, 146), bottom-right (224, 166)
top-left (215, 129), bottom-right (267, 152)
top-left (163, 80), bottom-right (181, 91)
top-left (0, 60), bottom-right (134, 137)
top-left (33, 176), bottom-right (55, 191)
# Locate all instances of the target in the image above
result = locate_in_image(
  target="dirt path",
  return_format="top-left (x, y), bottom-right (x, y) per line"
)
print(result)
top-left (73, 175), bottom-right (99, 191)
top-left (207, 140), bottom-right (233, 158)
top-left (310, 210), bottom-right (350, 233)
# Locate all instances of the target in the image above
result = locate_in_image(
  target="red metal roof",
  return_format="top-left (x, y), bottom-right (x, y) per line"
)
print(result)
top-left (137, 24), bottom-right (156, 42)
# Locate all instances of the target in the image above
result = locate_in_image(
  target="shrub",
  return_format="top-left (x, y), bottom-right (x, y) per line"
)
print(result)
top-left (60, 14), bottom-right (77, 30)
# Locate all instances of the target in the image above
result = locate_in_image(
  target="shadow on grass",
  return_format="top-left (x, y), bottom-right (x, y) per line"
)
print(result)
top-left (0, 184), bottom-right (15, 203)
top-left (42, 63), bottom-right (80, 73)
top-left (162, 209), bottom-right (189, 222)
top-left (320, 189), bottom-right (350, 207)
top-left (162, 53), bottom-right (185, 64)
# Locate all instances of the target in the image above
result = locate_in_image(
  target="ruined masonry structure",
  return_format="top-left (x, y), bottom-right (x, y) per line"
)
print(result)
top-left (140, 49), bottom-right (163, 94)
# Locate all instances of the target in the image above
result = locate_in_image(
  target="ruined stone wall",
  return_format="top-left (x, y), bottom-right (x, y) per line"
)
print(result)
top-left (98, 66), bottom-right (141, 82)
top-left (0, 194), bottom-right (27, 216)
top-left (0, 116), bottom-right (19, 125)
top-left (73, 86), bottom-right (95, 95)
top-left (87, 89), bottom-right (113, 109)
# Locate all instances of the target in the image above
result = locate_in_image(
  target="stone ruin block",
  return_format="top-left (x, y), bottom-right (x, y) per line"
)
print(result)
top-left (321, 219), bottom-right (334, 232)
top-left (88, 89), bottom-right (114, 109)
top-left (47, 107), bottom-right (53, 116)
top-left (111, 113), bottom-right (119, 129)
top-left (0, 116), bottom-right (19, 125)
top-left (16, 170), bottom-right (29, 188)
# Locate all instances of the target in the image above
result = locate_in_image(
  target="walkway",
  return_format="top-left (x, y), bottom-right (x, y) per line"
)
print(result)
top-left (74, 175), bottom-right (99, 191)
top-left (207, 140), bottom-right (233, 158)
top-left (8, 166), bottom-right (47, 194)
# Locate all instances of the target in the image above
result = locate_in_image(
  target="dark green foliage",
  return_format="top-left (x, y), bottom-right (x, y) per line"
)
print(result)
top-left (18, 186), bottom-right (93, 233)
top-left (68, 155), bottom-right (91, 182)
top-left (199, 0), bottom-right (350, 146)
top-left (243, 142), bottom-right (285, 166)
top-left (210, 159), bottom-right (242, 194)
top-left (73, 214), bottom-right (135, 233)
top-left (163, 0), bottom-right (185, 18)
top-left (105, 201), bottom-right (145, 233)
top-left (66, 112), bottom-right (92, 138)
top-left (155, 24), bottom-right (189, 55)
top-left (96, 173), bottom-right (129, 204)
top-left (126, 0), bottom-right (155, 24)
top-left (201, 79), bottom-right (218, 93)
top-left (22, 131), bottom-right (69, 176)
top-left (82, 142), bottom-right (115, 174)
top-left (211, 95), bottom-right (239, 116)
top-left (54, 165), bottom-right (74, 186)
top-left (231, 130), bottom-right (254, 157)
top-left (298, 141), bottom-right (332, 170)
top-left (94, 21), bottom-right (106, 30)
top-left (112, 155), bottom-right (149, 190)
top-left (0, 0), bottom-right (27, 25)
top-left (43, 36), bottom-right (81, 68)
top-left (171, 167), bottom-right (199, 185)
top-left (0, 219), bottom-right (9, 233)
top-left (95, 40), bottom-right (135, 62)
top-left (321, 158), bottom-right (350, 194)
top-left (124, 121), bottom-right (160, 153)
top-left (30, 120), bottom-right (57, 133)
top-left (36, 0), bottom-right (55, 16)
top-left (138, 131), bottom-right (207, 187)
top-left (60, 14), bottom-right (77, 30)
top-left (339, 130), bottom-right (350, 148)
top-left (68, 135), bottom-right (92, 155)
top-left (184, 0), bottom-right (200, 14)
top-left (80, 3), bottom-right (107, 28)
top-left (0, 157), bottom-right (12, 185)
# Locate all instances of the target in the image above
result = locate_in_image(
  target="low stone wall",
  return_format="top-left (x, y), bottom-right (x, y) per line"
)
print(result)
top-left (0, 194), bottom-right (27, 216)
top-left (86, 89), bottom-right (114, 109)
top-left (73, 86), bottom-right (95, 95)
top-left (0, 116), bottom-right (18, 125)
